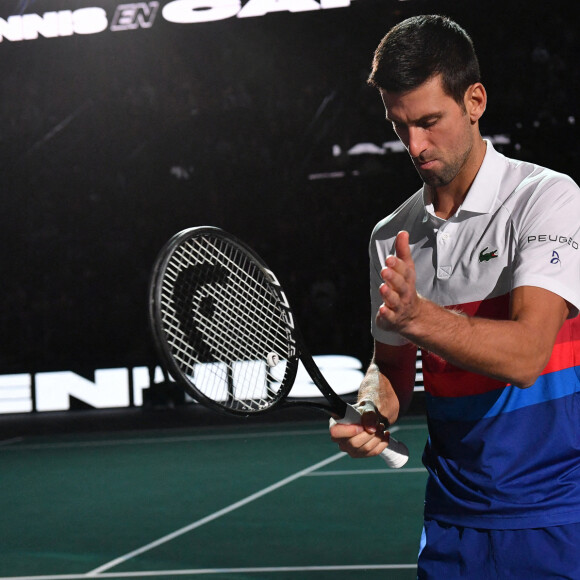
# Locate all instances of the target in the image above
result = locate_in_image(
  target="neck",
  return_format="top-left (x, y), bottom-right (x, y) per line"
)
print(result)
top-left (431, 138), bottom-right (487, 220)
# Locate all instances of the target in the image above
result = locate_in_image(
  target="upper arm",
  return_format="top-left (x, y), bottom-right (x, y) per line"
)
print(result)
top-left (512, 175), bottom-right (580, 317)
top-left (510, 285), bottom-right (571, 379)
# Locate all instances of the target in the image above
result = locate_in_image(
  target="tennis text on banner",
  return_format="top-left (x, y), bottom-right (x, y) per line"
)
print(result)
top-left (0, 355), bottom-right (367, 414)
top-left (0, 0), bottom-right (354, 43)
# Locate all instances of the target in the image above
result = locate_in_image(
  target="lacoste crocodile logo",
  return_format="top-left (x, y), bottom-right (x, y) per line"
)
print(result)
top-left (478, 247), bottom-right (498, 262)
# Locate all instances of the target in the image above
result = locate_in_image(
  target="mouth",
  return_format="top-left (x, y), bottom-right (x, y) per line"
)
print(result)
top-left (415, 159), bottom-right (437, 171)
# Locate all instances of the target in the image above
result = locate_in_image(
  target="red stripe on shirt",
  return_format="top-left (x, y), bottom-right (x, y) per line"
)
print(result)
top-left (422, 295), bottom-right (579, 398)
top-left (542, 316), bottom-right (580, 374)
top-left (423, 363), bottom-right (507, 398)
top-left (449, 293), bottom-right (510, 319)
top-left (422, 294), bottom-right (510, 397)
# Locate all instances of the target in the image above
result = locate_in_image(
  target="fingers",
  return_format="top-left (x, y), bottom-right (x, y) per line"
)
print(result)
top-left (381, 231), bottom-right (414, 285)
top-left (376, 230), bottom-right (418, 331)
top-left (360, 409), bottom-right (380, 432)
top-left (329, 420), bottom-right (390, 459)
top-left (378, 263), bottom-right (412, 315)
top-left (333, 429), bottom-right (390, 458)
top-left (380, 263), bottom-right (411, 302)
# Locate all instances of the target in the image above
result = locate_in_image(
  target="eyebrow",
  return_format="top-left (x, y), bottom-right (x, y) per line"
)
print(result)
top-left (386, 112), bottom-right (443, 126)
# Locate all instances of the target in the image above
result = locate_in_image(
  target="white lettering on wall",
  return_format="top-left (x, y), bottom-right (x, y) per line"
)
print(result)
top-left (0, 0), bottom-right (353, 42)
top-left (162, 0), bottom-right (242, 23)
top-left (237, 0), bottom-right (321, 18)
top-left (111, 2), bottom-right (160, 30)
top-left (132, 365), bottom-right (167, 406)
top-left (0, 8), bottom-right (108, 42)
top-left (35, 368), bottom-right (131, 412)
top-left (72, 7), bottom-right (110, 35)
top-left (0, 355), bottom-right (367, 414)
top-left (0, 354), bottom-right (422, 414)
top-left (162, 0), bottom-right (350, 22)
top-left (0, 374), bottom-right (33, 414)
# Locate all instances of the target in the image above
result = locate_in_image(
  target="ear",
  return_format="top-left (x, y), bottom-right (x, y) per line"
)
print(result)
top-left (465, 83), bottom-right (487, 123)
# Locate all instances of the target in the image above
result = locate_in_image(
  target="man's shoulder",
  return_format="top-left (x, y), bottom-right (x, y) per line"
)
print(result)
top-left (492, 159), bottom-right (580, 231)
top-left (371, 188), bottom-right (424, 241)
top-left (500, 153), bottom-right (579, 201)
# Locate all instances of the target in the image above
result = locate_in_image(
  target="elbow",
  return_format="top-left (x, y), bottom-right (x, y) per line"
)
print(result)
top-left (512, 376), bottom-right (537, 389)
top-left (510, 356), bottom-right (550, 389)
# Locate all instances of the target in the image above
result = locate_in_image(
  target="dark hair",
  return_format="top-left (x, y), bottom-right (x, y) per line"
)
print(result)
top-left (367, 15), bottom-right (481, 105)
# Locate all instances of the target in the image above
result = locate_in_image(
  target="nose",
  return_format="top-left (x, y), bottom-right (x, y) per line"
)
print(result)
top-left (407, 127), bottom-right (427, 159)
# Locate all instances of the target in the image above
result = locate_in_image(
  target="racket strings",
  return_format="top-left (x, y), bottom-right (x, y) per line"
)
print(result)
top-left (163, 240), bottom-right (279, 354)
top-left (160, 265), bottom-right (273, 376)
top-left (159, 235), bottom-right (294, 412)
top-left (188, 239), bottom-right (289, 356)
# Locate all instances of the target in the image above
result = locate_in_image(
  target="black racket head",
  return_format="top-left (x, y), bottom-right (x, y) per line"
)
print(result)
top-left (149, 226), bottom-right (300, 416)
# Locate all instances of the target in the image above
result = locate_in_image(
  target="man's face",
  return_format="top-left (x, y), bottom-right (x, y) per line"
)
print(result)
top-left (380, 75), bottom-right (475, 189)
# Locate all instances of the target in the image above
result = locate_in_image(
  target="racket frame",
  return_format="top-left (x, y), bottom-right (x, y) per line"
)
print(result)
top-left (148, 226), bottom-right (346, 418)
top-left (149, 226), bottom-right (410, 468)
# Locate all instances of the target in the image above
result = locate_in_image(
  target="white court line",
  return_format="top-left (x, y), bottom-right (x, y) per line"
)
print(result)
top-left (85, 424), bottom-right (410, 576)
top-left (0, 563), bottom-right (417, 579)
top-left (84, 451), bottom-right (349, 576)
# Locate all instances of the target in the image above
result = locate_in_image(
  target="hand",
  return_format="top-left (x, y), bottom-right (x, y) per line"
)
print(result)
top-left (329, 408), bottom-right (391, 458)
top-left (377, 230), bottom-right (421, 334)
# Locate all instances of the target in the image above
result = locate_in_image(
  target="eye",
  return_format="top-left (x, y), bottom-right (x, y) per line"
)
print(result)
top-left (420, 118), bottom-right (439, 129)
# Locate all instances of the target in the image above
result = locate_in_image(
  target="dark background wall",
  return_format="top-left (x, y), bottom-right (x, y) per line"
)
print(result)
top-left (1, 0), bottom-right (578, 381)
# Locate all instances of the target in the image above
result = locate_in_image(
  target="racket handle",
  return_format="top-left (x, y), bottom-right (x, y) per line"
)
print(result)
top-left (337, 402), bottom-right (409, 469)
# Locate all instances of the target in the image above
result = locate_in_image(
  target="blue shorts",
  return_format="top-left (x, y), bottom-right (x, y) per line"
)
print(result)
top-left (417, 519), bottom-right (580, 579)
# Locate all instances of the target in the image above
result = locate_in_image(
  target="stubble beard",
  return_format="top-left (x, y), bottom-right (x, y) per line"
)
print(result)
top-left (416, 138), bottom-right (474, 189)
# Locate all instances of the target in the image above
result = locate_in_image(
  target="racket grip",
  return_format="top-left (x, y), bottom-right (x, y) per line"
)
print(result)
top-left (337, 402), bottom-right (409, 469)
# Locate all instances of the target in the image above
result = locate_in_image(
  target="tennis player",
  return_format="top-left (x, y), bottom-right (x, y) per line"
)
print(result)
top-left (330, 15), bottom-right (580, 578)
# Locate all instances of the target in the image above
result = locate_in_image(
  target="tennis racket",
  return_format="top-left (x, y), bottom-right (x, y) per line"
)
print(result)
top-left (148, 226), bottom-right (409, 468)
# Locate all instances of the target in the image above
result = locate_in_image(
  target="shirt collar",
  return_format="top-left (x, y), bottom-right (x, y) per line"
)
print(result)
top-left (422, 139), bottom-right (506, 221)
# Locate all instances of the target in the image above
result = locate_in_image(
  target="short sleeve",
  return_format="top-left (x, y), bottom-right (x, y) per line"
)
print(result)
top-left (513, 175), bottom-right (580, 317)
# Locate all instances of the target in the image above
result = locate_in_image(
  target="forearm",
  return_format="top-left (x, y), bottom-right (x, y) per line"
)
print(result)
top-left (358, 343), bottom-right (417, 425)
top-left (328, 341), bottom-right (416, 459)
top-left (393, 293), bottom-right (562, 388)
top-left (378, 233), bottom-right (570, 389)
top-left (358, 364), bottom-right (402, 426)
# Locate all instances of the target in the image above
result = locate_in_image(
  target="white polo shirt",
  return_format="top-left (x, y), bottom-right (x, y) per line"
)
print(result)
top-left (370, 140), bottom-right (580, 346)
top-left (368, 141), bottom-right (580, 529)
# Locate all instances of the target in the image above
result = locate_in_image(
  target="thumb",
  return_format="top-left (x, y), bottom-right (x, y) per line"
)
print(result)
top-left (395, 230), bottom-right (412, 263)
